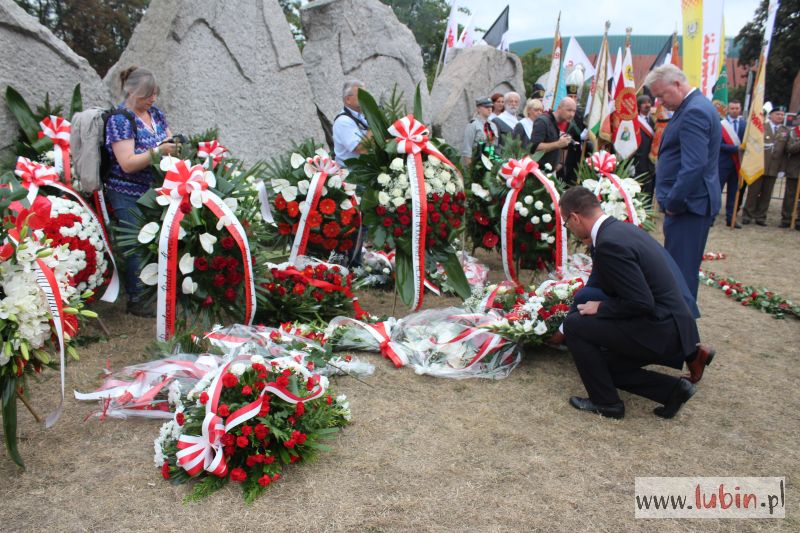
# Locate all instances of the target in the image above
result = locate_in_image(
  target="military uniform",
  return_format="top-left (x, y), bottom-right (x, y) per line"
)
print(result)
top-left (780, 126), bottom-right (800, 227)
top-left (742, 120), bottom-right (788, 224)
top-left (462, 116), bottom-right (498, 158)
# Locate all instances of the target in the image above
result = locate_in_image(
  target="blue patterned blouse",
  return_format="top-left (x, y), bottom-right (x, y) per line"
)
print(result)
top-left (104, 104), bottom-right (169, 197)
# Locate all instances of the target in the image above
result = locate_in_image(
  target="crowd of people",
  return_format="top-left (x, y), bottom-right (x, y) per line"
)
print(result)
top-left (104, 63), bottom-right (793, 421)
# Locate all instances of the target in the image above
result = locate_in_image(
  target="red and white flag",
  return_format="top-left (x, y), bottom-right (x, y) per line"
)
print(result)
top-left (611, 35), bottom-right (640, 159)
top-left (443, 1), bottom-right (460, 63)
top-left (455, 16), bottom-right (475, 49)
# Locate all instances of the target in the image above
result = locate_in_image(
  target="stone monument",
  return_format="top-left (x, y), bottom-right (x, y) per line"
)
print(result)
top-left (300, 0), bottom-right (431, 123)
top-left (430, 46), bottom-right (526, 149)
top-left (105, 0), bottom-right (323, 163)
top-left (0, 0), bottom-right (111, 154)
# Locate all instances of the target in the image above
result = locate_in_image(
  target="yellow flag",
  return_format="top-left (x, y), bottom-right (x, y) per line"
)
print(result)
top-left (681, 0), bottom-right (704, 87)
top-left (740, 57), bottom-right (766, 185)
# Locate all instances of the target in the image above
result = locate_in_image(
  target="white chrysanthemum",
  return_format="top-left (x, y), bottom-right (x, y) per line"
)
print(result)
top-left (389, 158), bottom-right (405, 171)
top-left (378, 191), bottom-right (391, 205)
top-left (531, 215), bottom-right (541, 224)
top-left (534, 200), bottom-right (544, 210)
top-left (542, 213), bottom-right (552, 223)
top-left (428, 157), bottom-right (442, 167)
top-left (524, 195), bottom-right (534, 205)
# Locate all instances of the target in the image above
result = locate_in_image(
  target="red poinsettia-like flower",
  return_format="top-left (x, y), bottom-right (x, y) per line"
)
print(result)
top-left (307, 211), bottom-right (323, 228)
top-left (482, 232), bottom-right (499, 248)
top-left (286, 201), bottom-right (300, 218)
top-left (274, 194), bottom-right (287, 211)
top-left (319, 198), bottom-right (336, 215)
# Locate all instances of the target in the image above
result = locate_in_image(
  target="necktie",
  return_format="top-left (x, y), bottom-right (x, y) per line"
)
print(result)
top-left (484, 123), bottom-right (494, 143)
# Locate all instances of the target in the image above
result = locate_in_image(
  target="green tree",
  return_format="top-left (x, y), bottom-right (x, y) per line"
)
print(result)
top-left (520, 48), bottom-right (550, 95)
top-left (14, 0), bottom-right (149, 77)
top-left (734, 0), bottom-right (800, 107)
top-left (279, 0), bottom-right (304, 49)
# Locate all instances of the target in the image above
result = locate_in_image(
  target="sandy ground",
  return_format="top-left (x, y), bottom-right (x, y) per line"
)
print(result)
top-left (1, 199), bottom-right (799, 532)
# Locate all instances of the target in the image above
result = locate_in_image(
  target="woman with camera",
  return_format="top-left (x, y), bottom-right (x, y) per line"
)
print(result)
top-left (105, 66), bottom-right (176, 317)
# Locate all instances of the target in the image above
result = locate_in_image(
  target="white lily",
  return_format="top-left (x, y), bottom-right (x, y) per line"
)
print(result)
top-left (298, 180), bottom-right (311, 195)
top-left (327, 175), bottom-right (342, 189)
top-left (271, 178), bottom-right (298, 202)
top-left (140, 263), bottom-right (159, 285)
top-left (481, 154), bottom-right (493, 169)
top-left (159, 156), bottom-right (180, 172)
top-left (223, 197), bottom-right (238, 211)
top-left (199, 233), bottom-right (217, 254)
top-left (179, 253), bottom-right (194, 275)
top-left (378, 191), bottom-right (390, 205)
top-left (181, 276), bottom-right (198, 295)
top-left (137, 222), bottom-right (160, 244)
top-left (216, 215), bottom-right (233, 231)
top-left (290, 153), bottom-right (305, 169)
top-left (340, 199), bottom-right (353, 210)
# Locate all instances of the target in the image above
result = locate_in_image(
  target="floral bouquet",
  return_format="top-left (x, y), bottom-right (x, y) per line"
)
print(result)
top-left (427, 250), bottom-right (490, 295)
top-left (578, 150), bottom-right (654, 231)
top-left (466, 154), bottom-right (567, 283)
top-left (256, 256), bottom-right (364, 326)
top-left (117, 152), bottom-right (275, 340)
top-left (699, 270), bottom-right (800, 319)
top-left (156, 353), bottom-right (350, 503)
top-left (352, 248), bottom-right (395, 290)
top-left (480, 277), bottom-right (585, 345)
top-left (264, 141), bottom-right (360, 261)
top-left (0, 182), bottom-right (97, 467)
top-left (345, 88), bottom-right (470, 309)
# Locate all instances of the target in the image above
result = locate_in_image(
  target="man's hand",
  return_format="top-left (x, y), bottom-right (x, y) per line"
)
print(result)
top-left (577, 301), bottom-right (601, 315)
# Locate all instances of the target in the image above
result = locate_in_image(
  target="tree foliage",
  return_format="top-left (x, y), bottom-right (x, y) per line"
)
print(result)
top-left (279, 0), bottom-right (304, 49)
top-left (734, 0), bottom-right (800, 107)
top-left (520, 48), bottom-right (550, 95)
top-left (13, 0), bottom-right (149, 77)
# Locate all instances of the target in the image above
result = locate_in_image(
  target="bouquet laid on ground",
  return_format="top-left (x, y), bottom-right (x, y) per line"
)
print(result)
top-left (352, 248), bottom-right (395, 290)
top-left (117, 151), bottom-right (275, 340)
top-left (156, 353), bottom-right (350, 503)
top-left (472, 276), bottom-right (585, 346)
top-left (0, 182), bottom-right (97, 467)
top-left (578, 151), bottom-right (654, 231)
top-left (264, 141), bottom-right (360, 262)
top-left (255, 256), bottom-right (364, 326)
top-left (466, 153), bottom-right (567, 283)
top-left (699, 270), bottom-right (800, 319)
top-left (346, 88), bottom-right (470, 309)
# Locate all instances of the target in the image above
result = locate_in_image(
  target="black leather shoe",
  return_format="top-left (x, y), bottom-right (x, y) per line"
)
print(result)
top-left (569, 396), bottom-right (625, 419)
top-left (654, 379), bottom-right (696, 419)
top-left (741, 218), bottom-right (751, 225)
top-left (755, 220), bottom-right (767, 227)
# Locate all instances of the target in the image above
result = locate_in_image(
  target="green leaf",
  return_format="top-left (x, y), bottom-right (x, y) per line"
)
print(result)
top-left (5, 86), bottom-right (41, 143)
top-left (394, 250), bottom-right (414, 307)
top-left (373, 225), bottom-right (387, 249)
top-left (69, 84), bottom-right (83, 118)
top-left (357, 89), bottom-right (387, 147)
top-left (442, 251), bottom-right (471, 300)
top-left (413, 83), bottom-right (423, 120)
top-left (1, 378), bottom-right (24, 468)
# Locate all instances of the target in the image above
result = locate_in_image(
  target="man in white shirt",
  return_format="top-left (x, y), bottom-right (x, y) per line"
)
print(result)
top-left (333, 80), bottom-right (370, 168)
top-left (492, 91), bottom-right (521, 146)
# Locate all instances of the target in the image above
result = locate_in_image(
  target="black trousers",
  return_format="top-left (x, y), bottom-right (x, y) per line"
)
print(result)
top-left (563, 311), bottom-right (683, 406)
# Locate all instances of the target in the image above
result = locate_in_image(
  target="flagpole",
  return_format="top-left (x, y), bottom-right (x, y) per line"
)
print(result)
top-left (552, 12), bottom-right (562, 103)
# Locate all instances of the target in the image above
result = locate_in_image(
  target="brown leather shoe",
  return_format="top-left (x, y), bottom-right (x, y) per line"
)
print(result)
top-left (683, 343), bottom-right (715, 383)
top-left (545, 330), bottom-right (566, 347)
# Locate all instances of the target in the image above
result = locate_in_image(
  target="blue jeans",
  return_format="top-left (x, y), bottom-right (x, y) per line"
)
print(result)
top-left (106, 189), bottom-right (146, 302)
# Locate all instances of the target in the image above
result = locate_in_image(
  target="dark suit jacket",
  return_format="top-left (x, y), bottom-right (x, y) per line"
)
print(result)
top-left (655, 90), bottom-right (722, 216)
top-left (635, 116), bottom-right (655, 177)
top-left (592, 217), bottom-right (699, 367)
top-left (530, 112), bottom-right (561, 170)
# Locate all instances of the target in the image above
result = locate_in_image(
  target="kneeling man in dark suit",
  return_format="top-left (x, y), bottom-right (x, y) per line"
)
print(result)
top-left (559, 187), bottom-right (714, 419)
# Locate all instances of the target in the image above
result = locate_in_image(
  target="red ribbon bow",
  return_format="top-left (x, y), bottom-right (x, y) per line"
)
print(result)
top-left (157, 160), bottom-right (212, 203)
top-left (305, 154), bottom-right (340, 176)
top-left (588, 151), bottom-right (617, 177)
top-left (389, 115), bottom-right (430, 155)
top-left (197, 140), bottom-right (228, 169)
top-left (14, 157), bottom-right (59, 186)
top-left (39, 115), bottom-right (71, 148)
top-left (500, 156), bottom-right (539, 189)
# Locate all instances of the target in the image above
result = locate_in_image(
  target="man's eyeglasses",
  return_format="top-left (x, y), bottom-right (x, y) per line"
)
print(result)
top-left (562, 213), bottom-right (572, 228)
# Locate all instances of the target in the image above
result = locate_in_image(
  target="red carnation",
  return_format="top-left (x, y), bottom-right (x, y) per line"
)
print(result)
top-left (229, 468), bottom-right (247, 483)
top-left (286, 201), bottom-right (300, 218)
top-left (218, 404), bottom-right (230, 417)
top-left (295, 402), bottom-right (305, 416)
top-left (241, 385), bottom-right (253, 396)
top-left (307, 211), bottom-right (322, 228)
top-left (211, 256), bottom-right (227, 270)
top-left (258, 399), bottom-right (271, 416)
top-left (482, 232), bottom-right (499, 248)
top-left (323, 238), bottom-right (338, 251)
top-left (255, 423), bottom-right (269, 441)
top-left (375, 206), bottom-right (387, 216)
top-left (323, 221), bottom-right (341, 238)
top-left (224, 287), bottom-right (237, 301)
top-left (399, 215), bottom-right (412, 225)
top-left (199, 392), bottom-right (209, 405)
top-left (221, 236), bottom-right (235, 250)
top-left (241, 425), bottom-right (252, 437)
top-left (258, 474), bottom-right (272, 487)
top-left (161, 461), bottom-right (170, 479)
top-left (278, 222), bottom-right (292, 235)
top-left (222, 373), bottom-right (239, 388)
top-left (176, 412), bottom-right (185, 426)
top-left (236, 435), bottom-right (249, 448)
top-left (393, 227), bottom-right (403, 237)
top-left (382, 217), bottom-right (393, 227)
top-left (430, 212), bottom-right (441, 223)
top-left (319, 198), bottom-right (336, 215)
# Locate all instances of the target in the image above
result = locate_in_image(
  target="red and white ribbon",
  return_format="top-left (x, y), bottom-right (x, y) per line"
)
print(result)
top-left (498, 156), bottom-right (567, 283)
top-left (387, 114), bottom-right (459, 310)
top-left (15, 157), bottom-right (120, 302)
top-left (176, 357), bottom-right (326, 477)
top-left (6, 228), bottom-right (66, 427)
top-left (588, 151), bottom-right (641, 226)
top-left (289, 154), bottom-right (340, 263)
top-left (328, 316), bottom-right (408, 367)
top-left (39, 115), bottom-right (71, 183)
top-left (155, 159), bottom-right (256, 341)
top-left (440, 323), bottom-right (510, 372)
top-left (197, 140), bottom-right (228, 169)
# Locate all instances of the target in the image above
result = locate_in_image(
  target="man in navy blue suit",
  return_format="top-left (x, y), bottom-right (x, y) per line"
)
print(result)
top-left (558, 187), bottom-right (714, 420)
top-left (645, 65), bottom-right (721, 301)
top-left (719, 101), bottom-right (746, 228)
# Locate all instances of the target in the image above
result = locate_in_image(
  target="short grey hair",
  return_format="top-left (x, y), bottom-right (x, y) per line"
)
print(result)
top-left (342, 79), bottom-right (365, 99)
top-left (644, 64), bottom-right (688, 88)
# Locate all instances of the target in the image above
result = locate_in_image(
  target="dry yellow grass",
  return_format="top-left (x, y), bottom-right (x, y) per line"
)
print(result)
top-left (1, 201), bottom-right (798, 532)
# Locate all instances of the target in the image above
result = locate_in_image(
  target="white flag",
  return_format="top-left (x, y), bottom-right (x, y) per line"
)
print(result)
top-left (700, 0), bottom-right (724, 98)
top-left (443, 1), bottom-right (460, 63)
top-left (612, 42), bottom-right (639, 159)
top-left (563, 37), bottom-right (596, 79)
top-left (456, 16), bottom-right (475, 49)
